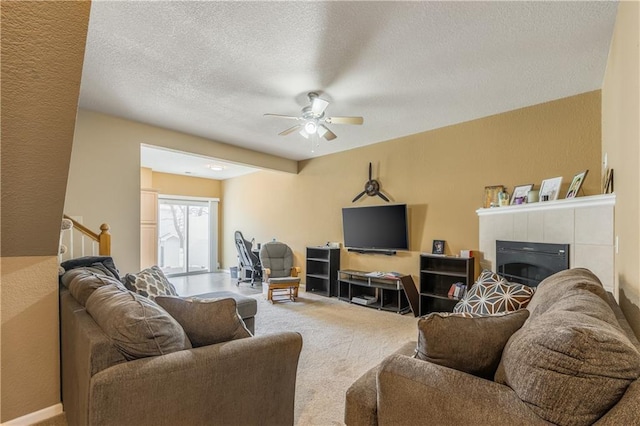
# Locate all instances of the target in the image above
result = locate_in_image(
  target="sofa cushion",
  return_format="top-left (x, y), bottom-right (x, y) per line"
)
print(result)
top-left (496, 294), bottom-right (640, 425)
top-left (416, 310), bottom-right (529, 379)
top-left (123, 265), bottom-right (178, 300)
top-left (62, 268), bottom-right (127, 306)
top-left (85, 284), bottom-right (191, 360)
top-left (194, 290), bottom-right (258, 320)
top-left (155, 296), bottom-right (252, 347)
top-left (525, 268), bottom-right (609, 320)
top-left (453, 270), bottom-right (534, 315)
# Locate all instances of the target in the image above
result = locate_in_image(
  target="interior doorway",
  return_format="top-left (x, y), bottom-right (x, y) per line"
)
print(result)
top-left (158, 197), bottom-right (218, 276)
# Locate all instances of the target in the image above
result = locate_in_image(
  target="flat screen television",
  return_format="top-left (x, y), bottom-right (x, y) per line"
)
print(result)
top-left (342, 204), bottom-right (409, 252)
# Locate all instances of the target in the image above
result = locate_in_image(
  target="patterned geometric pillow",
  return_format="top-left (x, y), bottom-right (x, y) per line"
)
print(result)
top-left (123, 265), bottom-right (178, 300)
top-left (453, 269), bottom-right (534, 315)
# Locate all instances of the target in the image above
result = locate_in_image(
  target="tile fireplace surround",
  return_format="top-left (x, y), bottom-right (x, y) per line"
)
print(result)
top-left (477, 194), bottom-right (616, 296)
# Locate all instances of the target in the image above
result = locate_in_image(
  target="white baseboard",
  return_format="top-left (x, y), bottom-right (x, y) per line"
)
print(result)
top-left (2, 403), bottom-right (62, 426)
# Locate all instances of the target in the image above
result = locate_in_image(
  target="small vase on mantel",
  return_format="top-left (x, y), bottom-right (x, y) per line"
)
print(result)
top-left (498, 189), bottom-right (510, 207)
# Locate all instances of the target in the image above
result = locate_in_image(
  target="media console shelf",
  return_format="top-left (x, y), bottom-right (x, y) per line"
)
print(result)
top-left (337, 270), bottom-right (419, 315)
top-left (419, 254), bottom-right (474, 315)
top-left (306, 247), bottom-right (340, 297)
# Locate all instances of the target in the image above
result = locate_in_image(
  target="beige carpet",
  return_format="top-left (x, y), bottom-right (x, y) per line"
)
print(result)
top-left (251, 290), bottom-right (418, 426)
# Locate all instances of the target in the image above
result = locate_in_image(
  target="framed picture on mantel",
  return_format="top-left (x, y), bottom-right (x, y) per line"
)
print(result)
top-left (566, 170), bottom-right (588, 199)
top-left (539, 177), bottom-right (563, 201)
top-left (511, 184), bottom-right (533, 205)
top-left (483, 185), bottom-right (504, 208)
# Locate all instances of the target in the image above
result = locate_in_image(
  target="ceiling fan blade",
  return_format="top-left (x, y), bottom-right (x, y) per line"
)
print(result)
top-left (279, 124), bottom-right (303, 136)
top-left (299, 128), bottom-right (310, 139)
top-left (326, 116), bottom-right (364, 125)
top-left (264, 113), bottom-right (300, 120)
top-left (320, 125), bottom-right (337, 141)
top-left (368, 162), bottom-right (372, 181)
top-left (311, 97), bottom-right (329, 116)
top-left (352, 191), bottom-right (366, 203)
top-left (377, 192), bottom-right (390, 202)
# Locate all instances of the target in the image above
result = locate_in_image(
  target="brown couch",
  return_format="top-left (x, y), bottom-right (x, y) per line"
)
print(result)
top-left (345, 268), bottom-right (640, 425)
top-left (60, 269), bottom-right (303, 426)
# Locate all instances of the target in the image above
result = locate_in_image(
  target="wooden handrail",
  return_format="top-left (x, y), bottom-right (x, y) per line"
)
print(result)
top-left (63, 215), bottom-right (111, 256)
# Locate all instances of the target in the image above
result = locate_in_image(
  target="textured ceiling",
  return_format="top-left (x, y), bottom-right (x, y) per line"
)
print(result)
top-left (79, 1), bottom-right (618, 165)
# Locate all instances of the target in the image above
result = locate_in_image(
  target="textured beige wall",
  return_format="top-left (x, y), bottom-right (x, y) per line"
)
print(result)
top-left (602, 1), bottom-right (640, 337)
top-left (1, 1), bottom-right (90, 257)
top-left (1, 257), bottom-right (62, 421)
top-left (152, 172), bottom-right (222, 198)
top-left (1, 1), bottom-right (90, 422)
top-left (66, 110), bottom-right (142, 274)
top-left (68, 110), bottom-right (296, 274)
top-left (222, 92), bottom-right (602, 287)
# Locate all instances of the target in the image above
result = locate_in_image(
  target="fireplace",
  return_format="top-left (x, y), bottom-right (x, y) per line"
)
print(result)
top-left (496, 240), bottom-right (569, 287)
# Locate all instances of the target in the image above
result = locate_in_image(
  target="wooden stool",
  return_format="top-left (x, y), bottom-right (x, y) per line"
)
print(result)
top-left (266, 282), bottom-right (300, 303)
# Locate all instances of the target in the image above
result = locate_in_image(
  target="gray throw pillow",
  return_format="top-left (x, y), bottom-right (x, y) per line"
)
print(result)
top-left (416, 310), bottom-right (529, 380)
top-left (62, 267), bottom-right (127, 306)
top-left (155, 296), bottom-right (252, 347)
top-left (85, 284), bottom-right (191, 360)
top-left (123, 265), bottom-right (178, 300)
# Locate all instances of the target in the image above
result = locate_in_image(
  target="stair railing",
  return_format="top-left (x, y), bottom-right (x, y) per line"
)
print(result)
top-left (62, 214), bottom-right (111, 257)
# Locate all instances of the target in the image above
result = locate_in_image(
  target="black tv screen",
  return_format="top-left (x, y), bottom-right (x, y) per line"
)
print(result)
top-left (342, 204), bottom-right (409, 251)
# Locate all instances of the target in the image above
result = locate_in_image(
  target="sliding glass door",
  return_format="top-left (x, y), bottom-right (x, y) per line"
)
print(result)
top-left (158, 197), bottom-right (217, 276)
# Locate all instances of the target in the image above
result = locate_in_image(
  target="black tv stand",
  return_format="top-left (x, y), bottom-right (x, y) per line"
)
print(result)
top-left (337, 270), bottom-right (419, 315)
top-left (347, 248), bottom-right (397, 255)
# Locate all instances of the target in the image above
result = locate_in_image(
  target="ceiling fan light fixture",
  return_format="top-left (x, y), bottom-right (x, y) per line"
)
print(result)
top-left (299, 129), bottom-right (310, 139)
top-left (304, 120), bottom-right (318, 134)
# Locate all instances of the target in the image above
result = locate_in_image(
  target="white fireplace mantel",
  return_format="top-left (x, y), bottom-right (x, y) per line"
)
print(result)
top-left (477, 194), bottom-right (616, 295)
top-left (476, 194), bottom-right (615, 216)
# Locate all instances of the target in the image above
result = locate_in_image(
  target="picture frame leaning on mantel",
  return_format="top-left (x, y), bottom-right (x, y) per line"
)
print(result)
top-left (566, 170), bottom-right (588, 199)
top-left (483, 185), bottom-right (504, 208)
top-left (539, 176), bottom-right (563, 201)
top-left (511, 184), bottom-right (533, 205)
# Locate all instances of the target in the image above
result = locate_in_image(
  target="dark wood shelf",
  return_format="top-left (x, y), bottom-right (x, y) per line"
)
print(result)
top-left (420, 291), bottom-right (463, 302)
top-left (305, 247), bottom-right (340, 297)
top-left (419, 255), bottom-right (474, 315)
top-left (420, 269), bottom-right (468, 278)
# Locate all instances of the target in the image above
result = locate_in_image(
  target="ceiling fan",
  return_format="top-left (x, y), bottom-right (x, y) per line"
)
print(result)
top-left (353, 162), bottom-right (390, 202)
top-left (264, 92), bottom-right (364, 141)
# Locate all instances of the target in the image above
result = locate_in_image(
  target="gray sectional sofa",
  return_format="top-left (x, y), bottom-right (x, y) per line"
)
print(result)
top-left (346, 268), bottom-right (640, 425)
top-left (59, 262), bottom-right (302, 426)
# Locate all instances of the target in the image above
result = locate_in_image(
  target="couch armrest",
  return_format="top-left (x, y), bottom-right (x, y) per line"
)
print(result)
top-left (88, 332), bottom-right (303, 426)
top-left (377, 355), bottom-right (548, 426)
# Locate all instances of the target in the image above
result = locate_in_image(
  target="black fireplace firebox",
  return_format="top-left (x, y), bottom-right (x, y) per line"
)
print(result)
top-left (496, 240), bottom-right (569, 287)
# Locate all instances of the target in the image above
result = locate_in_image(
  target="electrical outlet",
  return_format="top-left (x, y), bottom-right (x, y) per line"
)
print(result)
top-left (603, 153), bottom-right (608, 170)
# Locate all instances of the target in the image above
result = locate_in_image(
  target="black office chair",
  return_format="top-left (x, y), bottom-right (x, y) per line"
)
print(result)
top-left (234, 230), bottom-right (261, 286)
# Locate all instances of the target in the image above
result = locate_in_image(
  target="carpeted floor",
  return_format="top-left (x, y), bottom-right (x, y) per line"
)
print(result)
top-left (252, 291), bottom-right (418, 425)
